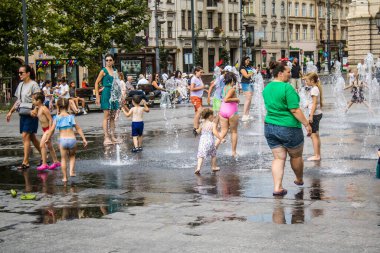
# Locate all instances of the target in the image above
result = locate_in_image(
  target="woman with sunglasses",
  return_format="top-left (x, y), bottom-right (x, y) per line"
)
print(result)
top-left (6, 65), bottom-right (41, 169)
top-left (95, 54), bottom-right (121, 145)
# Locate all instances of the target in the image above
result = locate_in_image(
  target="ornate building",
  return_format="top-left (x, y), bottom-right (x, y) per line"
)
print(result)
top-left (348, 0), bottom-right (380, 64)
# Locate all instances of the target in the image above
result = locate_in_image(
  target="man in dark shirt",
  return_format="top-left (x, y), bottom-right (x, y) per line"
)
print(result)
top-left (290, 58), bottom-right (302, 92)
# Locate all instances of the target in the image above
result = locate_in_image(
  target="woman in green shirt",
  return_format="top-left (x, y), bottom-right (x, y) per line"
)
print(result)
top-left (262, 61), bottom-right (312, 196)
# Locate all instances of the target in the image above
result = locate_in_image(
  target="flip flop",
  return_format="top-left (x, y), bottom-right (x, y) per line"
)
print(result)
top-left (273, 189), bottom-right (288, 196)
top-left (20, 193), bottom-right (36, 200)
top-left (17, 164), bottom-right (30, 170)
top-left (294, 180), bottom-right (304, 186)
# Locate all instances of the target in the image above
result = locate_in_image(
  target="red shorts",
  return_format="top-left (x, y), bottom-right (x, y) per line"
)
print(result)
top-left (190, 96), bottom-right (202, 112)
top-left (42, 127), bottom-right (50, 133)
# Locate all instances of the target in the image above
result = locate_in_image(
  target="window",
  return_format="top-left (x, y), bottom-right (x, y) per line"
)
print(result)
top-left (218, 13), bottom-right (222, 29)
top-left (272, 1), bottom-right (276, 16)
top-left (229, 14), bottom-right (233, 31)
top-left (288, 2), bottom-right (292, 16)
top-left (188, 11), bottom-right (192, 30)
top-left (310, 4), bottom-right (314, 17)
top-left (182, 11), bottom-right (186, 30)
top-left (263, 26), bottom-right (267, 41)
top-left (295, 3), bottom-right (299, 17)
top-left (208, 12), bottom-right (213, 29)
top-left (271, 28), bottom-right (276, 41)
top-left (261, 0), bottom-right (266, 15)
top-left (289, 27), bottom-right (293, 41)
top-left (333, 25), bottom-right (336, 41)
top-left (295, 26), bottom-right (299, 40)
top-left (303, 26), bottom-right (307, 40)
top-left (281, 2), bottom-right (285, 17)
top-left (310, 26), bottom-right (315, 40)
top-left (302, 3), bottom-right (306, 17)
top-left (318, 5), bottom-right (323, 18)
top-left (244, 0), bottom-right (255, 15)
top-left (234, 14), bottom-right (238, 31)
top-left (281, 28), bottom-right (285, 41)
top-left (208, 48), bottom-right (215, 73)
top-left (167, 21), bottom-right (172, 38)
top-left (198, 12), bottom-right (202, 30)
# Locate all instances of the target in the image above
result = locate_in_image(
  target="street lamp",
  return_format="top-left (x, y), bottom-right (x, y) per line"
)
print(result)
top-left (22, 0), bottom-right (29, 64)
top-left (375, 10), bottom-right (380, 34)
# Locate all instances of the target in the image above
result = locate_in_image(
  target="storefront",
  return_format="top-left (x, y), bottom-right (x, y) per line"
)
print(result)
top-left (36, 59), bottom-right (79, 86)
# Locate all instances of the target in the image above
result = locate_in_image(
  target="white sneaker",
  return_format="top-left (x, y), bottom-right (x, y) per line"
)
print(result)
top-left (241, 115), bottom-right (249, 122)
top-left (82, 109), bottom-right (88, 115)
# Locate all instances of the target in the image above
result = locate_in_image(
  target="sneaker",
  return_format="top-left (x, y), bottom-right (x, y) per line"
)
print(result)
top-left (82, 109), bottom-right (88, 115)
top-left (48, 162), bottom-right (61, 170)
top-left (131, 148), bottom-right (138, 153)
top-left (37, 164), bottom-right (49, 171)
top-left (137, 147), bottom-right (143, 152)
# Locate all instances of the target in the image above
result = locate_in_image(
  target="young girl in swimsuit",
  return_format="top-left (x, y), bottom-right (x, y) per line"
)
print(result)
top-left (45, 98), bottom-right (87, 182)
top-left (195, 108), bottom-right (225, 174)
top-left (32, 92), bottom-right (60, 171)
top-left (215, 71), bottom-right (240, 158)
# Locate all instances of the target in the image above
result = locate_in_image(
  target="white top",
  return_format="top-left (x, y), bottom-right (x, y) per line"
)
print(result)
top-left (42, 86), bottom-right (51, 101)
top-left (60, 84), bottom-right (70, 98)
top-left (137, 78), bottom-right (149, 85)
top-left (349, 73), bottom-right (355, 84)
top-left (357, 63), bottom-right (366, 75)
top-left (309, 86), bottom-right (322, 115)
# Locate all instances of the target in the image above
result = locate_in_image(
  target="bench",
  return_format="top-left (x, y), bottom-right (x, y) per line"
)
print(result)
top-left (125, 84), bottom-right (158, 106)
top-left (75, 88), bottom-right (99, 112)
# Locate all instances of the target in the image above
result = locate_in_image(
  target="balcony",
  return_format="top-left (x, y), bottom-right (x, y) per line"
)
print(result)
top-left (206, 0), bottom-right (218, 11)
top-left (206, 29), bottom-right (222, 40)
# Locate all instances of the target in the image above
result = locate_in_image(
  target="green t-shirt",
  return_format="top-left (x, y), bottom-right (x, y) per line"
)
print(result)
top-left (262, 80), bottom-right (301, 128)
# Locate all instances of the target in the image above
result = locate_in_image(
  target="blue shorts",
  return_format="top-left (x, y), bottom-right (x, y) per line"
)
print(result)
top-left (59, 138), bottom-right (77, 149)
top-left (132, 121), bottom-right (144, 137)
top-left (19, 115), bottom-right (39, 134)
top-left (264, 123), bottom-right (304, 149)
top-left (241, 82), bottom-right (254, 92)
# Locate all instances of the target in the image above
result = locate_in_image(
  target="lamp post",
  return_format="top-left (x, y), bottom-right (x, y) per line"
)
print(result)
top-left (239, 0), bottom-right (244, 62)
top-left (155, 0), bottom-right (160, 75)
top-left (22, 0), bottom-right (29, 65)
top-left (191, 0), bottom-right (196, 70)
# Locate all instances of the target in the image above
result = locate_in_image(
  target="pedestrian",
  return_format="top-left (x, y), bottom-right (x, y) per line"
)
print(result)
top-left (45, 98), bottom-right (87, 182)
top-left (95, 54), bottom-right (121, 145)
top-left (215, 71), bottom-right (240, 158)
top-left (69, 81), bottom-right (87, 114)
top-left (194, 108), bottom-right (224, 174)
top-left (121, 95), bottom-right (150, 152)
top-left (32, 92), bottom-right (60, 171)
top-left (239, 56), bottom-right (256, 122)
top-left (42, 80), bottom-right (53, 111)
top-left (263, 61), bottom-right (312, 196)
top-left (6, 65), bottom-right (41, 170)
top-left (290, 58), bottom-right (302, 92)
top-left (304, 72), bottom-right (323, 161)
top-left (190, 67), bottom-right (205, 136)
top-left (344, 70), bottom-right (373, 113)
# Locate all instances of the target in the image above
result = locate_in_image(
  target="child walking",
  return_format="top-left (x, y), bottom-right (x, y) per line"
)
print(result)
top-left (32, 92), bottom-right (61, 171)
top-left (195, 108), bottom-right (225, 174)
top-left (45, 98), bottom-right (87, 182)
top-left (304, 73), bottom-right (323, 161)
top-left (121, 95), bottom-right (150, 152)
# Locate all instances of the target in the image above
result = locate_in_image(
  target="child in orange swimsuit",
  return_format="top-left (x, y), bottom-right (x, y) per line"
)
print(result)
top-left (32, 92), bottom-right (60, 171)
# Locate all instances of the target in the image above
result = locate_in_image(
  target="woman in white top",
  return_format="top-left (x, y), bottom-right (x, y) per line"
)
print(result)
top-left (304, 72), bottom-right (323, 161)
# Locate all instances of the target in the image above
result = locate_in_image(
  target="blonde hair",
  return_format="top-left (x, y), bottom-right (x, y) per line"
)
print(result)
top-left (304, 72), bottom-right (323, 108)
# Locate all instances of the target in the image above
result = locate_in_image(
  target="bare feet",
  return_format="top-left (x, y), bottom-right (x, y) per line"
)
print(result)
top-left (111, 136), bottom-right (122, 144)
top-left (104, 136), bottom-right (113, 145)
top-left (307, 156), bottom-right (321, 161)
top-left (194, 169), bottom-right (201, 174)
top-left (211, 167), bottom-right (220, 172)
top-left (70, 171), bottom-right (76, 177)
top-left (62, 178), bottom-right (68, 182)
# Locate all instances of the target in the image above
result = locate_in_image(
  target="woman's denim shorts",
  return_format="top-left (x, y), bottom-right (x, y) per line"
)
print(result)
top-left (264, 123), bottom-right (304, 149)
top-left (241, 82), bottom-right (254, 92)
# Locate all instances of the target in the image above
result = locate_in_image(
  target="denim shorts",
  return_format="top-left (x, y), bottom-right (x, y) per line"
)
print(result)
top-left (59, 138), bottom-right (77, 149)
top-left (20, 115), bottom-right (39, 134)
top-left (264, 123), bottom-right (304, 149)
top-left (241, 82), bottom-right (254, 92)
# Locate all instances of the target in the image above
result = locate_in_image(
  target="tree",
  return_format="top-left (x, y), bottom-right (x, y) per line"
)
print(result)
top-left (46, 0), bottom-right (150, 68)
top-left (159, 40), bottom-right (169, 73)
top-left (0, 0), bottom-right (51, 75)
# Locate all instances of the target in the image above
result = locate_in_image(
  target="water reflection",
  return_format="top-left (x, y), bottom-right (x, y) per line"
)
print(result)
top-left (192, 170), bottom-right (241, 197)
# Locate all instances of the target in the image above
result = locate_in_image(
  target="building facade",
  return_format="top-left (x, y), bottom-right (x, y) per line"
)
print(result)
top-left (347, 0), bottom-right (380, 64)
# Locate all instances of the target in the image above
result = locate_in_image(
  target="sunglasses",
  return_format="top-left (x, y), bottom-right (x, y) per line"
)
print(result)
top-left (18, 72), bottom-right (25, 75)
top-left (105, 59), bottom-right (113, 62)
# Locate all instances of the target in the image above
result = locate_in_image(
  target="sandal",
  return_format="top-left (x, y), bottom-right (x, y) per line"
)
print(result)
top-left (294, 180), bottom-right (304, 186)
top-left (273, 189), bottom-right (288, 196)
top-left (17, 164), bottom-right (30, 170)
top-left (20, 193), bottom-right (36, 200)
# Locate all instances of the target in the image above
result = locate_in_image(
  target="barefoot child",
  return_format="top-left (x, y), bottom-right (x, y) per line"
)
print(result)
top-left (304, 73), bottom-right (323, 161)
top-left (45, 98), bottom-right (87, 182)
top-left (121, 95), bottom-right (150, 152)
top-left (344, 70), bottom-right (373, 113)
top-left (194, 108), bottom-right (225, 174)
top-left (32, 92), bottom-right (61, 171)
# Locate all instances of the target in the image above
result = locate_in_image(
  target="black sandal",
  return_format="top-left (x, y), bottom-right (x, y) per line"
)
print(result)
top-left (17, 164), bottom-right (30, 170)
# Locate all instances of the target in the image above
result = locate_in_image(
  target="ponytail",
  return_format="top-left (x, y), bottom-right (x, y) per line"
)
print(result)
top-left (316, 81), bottom-right (323, 108)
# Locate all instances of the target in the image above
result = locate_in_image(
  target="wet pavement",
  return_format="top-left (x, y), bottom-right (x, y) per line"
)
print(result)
top-left (0, 85), bottom-right (380, 252)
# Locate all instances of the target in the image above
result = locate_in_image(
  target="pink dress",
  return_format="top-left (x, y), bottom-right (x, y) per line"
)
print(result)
top-left (197, 120), bottom-right (217, 158)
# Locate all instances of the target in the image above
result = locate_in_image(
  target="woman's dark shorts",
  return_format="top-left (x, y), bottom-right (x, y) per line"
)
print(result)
top-left (310, 114), bottom-right (322, 133)
top-left (264, 123), bottom-right (304, 149)
top-left (20, 115), bottom-right (39, 134)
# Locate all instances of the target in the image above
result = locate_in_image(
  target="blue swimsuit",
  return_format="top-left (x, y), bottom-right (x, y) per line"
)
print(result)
top-left (54, 115), bottom-right (77, 149)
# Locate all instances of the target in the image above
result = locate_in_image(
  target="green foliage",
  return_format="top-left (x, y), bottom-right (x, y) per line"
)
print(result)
top-left (220, 48), bottom-right (230, 66)
top-left (159, 40), bottom-right (169, 72)
top-left (46, 0), bottom-right (150, 68)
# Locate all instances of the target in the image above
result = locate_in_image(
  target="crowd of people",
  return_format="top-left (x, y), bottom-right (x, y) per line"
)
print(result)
top-left (11, 53), bottom-right (364, 197)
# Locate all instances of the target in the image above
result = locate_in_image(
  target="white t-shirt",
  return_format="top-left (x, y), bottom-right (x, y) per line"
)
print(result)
top-left (42, 86), bottom-right (51, 101)
top-left (309, 86), bottom-right (322, 115)
top-left (60, 84), bottom-right (70, 98)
